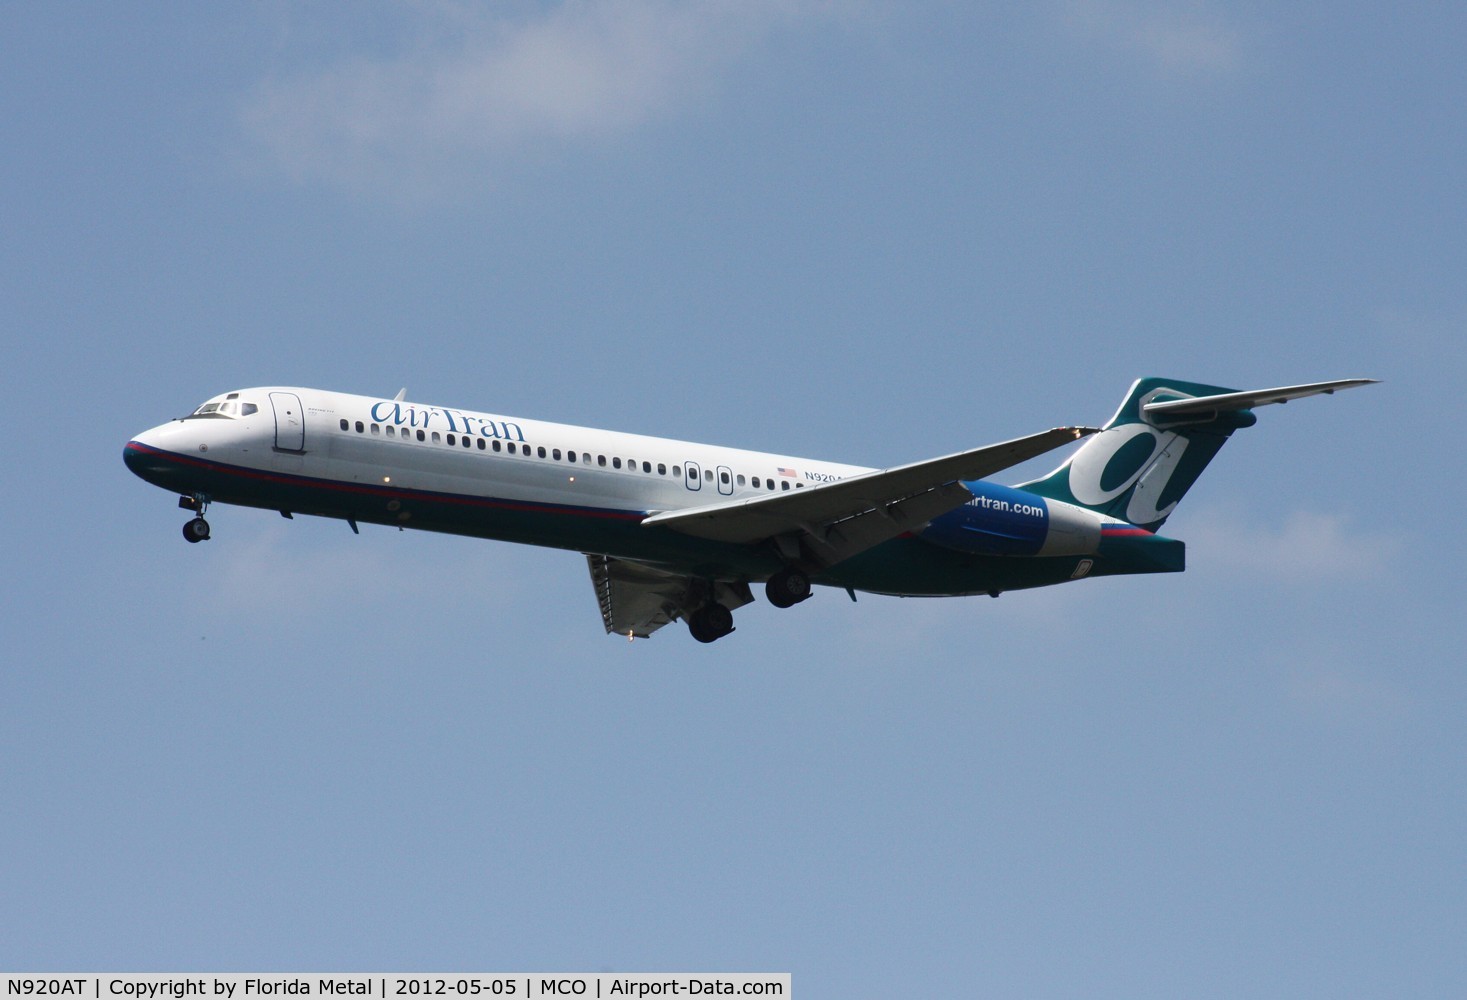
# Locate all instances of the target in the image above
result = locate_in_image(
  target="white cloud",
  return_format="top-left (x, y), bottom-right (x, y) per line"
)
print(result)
top-left (1181, 504), bottom-right (1401, 584)
top-left (1059, 0), bottom-right (1243, 74)
top-left (241, 1), bottom-right (831, 198)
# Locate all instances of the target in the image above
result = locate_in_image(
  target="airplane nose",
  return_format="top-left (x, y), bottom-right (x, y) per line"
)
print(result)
top-left (123, 423), bottom-right (184, 487)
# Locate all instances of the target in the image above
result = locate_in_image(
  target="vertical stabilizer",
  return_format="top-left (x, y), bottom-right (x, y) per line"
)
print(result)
top-left (1019, 377), bottom-right (1375, 531)
top-left (1018, 378), bottom-right (1254, 531)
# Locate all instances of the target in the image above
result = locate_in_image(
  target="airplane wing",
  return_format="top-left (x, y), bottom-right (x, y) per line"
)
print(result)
top-left (641, 425), bottom-right (1095, 567)
top-left (586, 554), bottom-right (754, 639)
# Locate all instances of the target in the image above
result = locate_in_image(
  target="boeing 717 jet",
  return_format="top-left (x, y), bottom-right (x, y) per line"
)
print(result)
top-left (124, 377), bottom-right (1374, 642)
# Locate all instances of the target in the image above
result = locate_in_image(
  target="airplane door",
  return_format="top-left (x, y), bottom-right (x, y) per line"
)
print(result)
top-left (684, 461), bottom-right (702, 491)
top-left (716, 465), bottom-right (734, 496)
top-left (269, 391), bottom-right (305, 452)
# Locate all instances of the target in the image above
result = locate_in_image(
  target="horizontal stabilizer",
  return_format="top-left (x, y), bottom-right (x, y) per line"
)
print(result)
top-left (1142, 378), bottom-right (1378, 417)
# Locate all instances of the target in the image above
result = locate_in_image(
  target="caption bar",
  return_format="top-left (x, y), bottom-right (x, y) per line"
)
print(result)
top-left (4, 977), bottom-right (788, 1000)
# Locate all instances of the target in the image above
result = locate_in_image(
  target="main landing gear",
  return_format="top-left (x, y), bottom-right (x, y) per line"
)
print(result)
top-left (764, 567), bottom-right (812, 609)
top-left (685, 567), bottom-right (813, 643)
top-left (178, 494), bottom-right (211, 543)
top-left (687, 602), bottom-right (735, 644)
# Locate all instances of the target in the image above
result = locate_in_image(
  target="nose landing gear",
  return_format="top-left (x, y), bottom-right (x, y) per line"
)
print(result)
top-left (178, 494), bottom-right (212, 543)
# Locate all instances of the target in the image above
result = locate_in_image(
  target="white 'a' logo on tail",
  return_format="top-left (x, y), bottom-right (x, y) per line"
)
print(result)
top-left (1066, 423), bottom-right (1190, 526)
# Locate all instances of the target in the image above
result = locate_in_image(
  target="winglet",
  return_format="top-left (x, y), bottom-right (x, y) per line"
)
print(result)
top-left (393, 388), bottom-right (408, 402)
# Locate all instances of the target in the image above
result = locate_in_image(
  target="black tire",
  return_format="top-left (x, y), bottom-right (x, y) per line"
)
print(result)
top-left (765, 568), bottom-right (811, 608)
top-left (688, 617), bottom-right (717, 643)
top-left (702, 601), bottom-right (734, 635)
top-left (182, 517), bottom-right (211, 543)
top-left (688, 602), bottom-right (734, 642)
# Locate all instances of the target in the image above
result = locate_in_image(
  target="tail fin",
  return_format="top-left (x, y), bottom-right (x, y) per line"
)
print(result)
top-left (1019, 377), bottom-right (1376, 531)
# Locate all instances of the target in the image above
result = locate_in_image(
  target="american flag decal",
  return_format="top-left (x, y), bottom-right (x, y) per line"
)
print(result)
top-left (777, 467), bottom-right (797, 478)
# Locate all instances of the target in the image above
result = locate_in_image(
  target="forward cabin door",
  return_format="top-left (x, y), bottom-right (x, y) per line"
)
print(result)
top-left (269, 391), bottom-right (305, 452)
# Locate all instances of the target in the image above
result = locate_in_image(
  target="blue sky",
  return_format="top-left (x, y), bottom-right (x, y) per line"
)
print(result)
top-left (3, 2), bottom-right (1464, 996)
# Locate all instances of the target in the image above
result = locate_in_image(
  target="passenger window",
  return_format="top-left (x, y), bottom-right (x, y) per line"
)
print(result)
top-left (720, 471), bottom-right (730, 485)
top-left (416, 429), bottom-right (426, 442)
top-left (371, 424), bottom-right (380, 435)
top-left (553, 449), bottom-right (562, 460)
top-left (737, 475), bottom-right (745, 486)
top-left (477, 438), bottom-right (485, 450)
top-left (340, 419), bottom-right (349, 431)
top-left (598, 455), bottom-right (607, 467)
top-left (658, 463), bottom-right (667, 475)
top-left (751, 477), bottom-right (760, 488)
top-left (507, 442), bottom-right (517, 454)
top-left (447, 434), bottom-right (456, 446)
top-left (705, 469), bottom-right (713, 481)
top-left (493, 440), bottom-right (502, 452)
top-left (583, 453), bottom-right (591, 464)
top-left (671, 465), bottom-right (681, 478)
top-left (355, 421), bottom-right (364, 433)
top-left (781, 481), bottom-right (790, 491)
top-left (568, 451), bottom-right (577, 463)
top-left (643, 461), bottom-right (651, 473)
top-left (612, 457), bottom-right (621, 469)
top-left (538, 446), bottom-right (547, 458)
top-left (463, 436), bottom-right (471, 448)
top-left (432, 432), bottom-right (441, 443)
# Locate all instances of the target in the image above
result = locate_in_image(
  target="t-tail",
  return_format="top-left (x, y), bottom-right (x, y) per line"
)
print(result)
top-left (1018, 377), bottom-right (1378, 532)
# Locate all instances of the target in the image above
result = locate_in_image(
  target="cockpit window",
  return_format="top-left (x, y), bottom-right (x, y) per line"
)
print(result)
top-left (185, 398), bottom-right (259, 420)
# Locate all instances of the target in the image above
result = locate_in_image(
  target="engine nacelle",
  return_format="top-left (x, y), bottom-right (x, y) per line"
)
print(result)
top-left (919, 481), bottom-right (1101, 557)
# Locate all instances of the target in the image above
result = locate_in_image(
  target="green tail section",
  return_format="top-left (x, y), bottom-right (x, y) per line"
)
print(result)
top-left (1019, 378), bottom-right (1258, 532)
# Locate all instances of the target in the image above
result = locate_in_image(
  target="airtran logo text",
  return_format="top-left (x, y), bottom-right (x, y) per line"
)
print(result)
top-left (968, 493), bottom-right (1045, 518)
top-left (370, 401), bottom-right (526, 442)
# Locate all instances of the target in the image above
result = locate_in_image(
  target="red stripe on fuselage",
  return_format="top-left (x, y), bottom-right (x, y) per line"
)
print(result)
top-left (123, 440), bottom-right (646, 523)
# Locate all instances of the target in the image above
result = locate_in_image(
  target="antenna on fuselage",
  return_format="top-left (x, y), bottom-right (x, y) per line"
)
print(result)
top-left (393, 388), bottom-right (407, 401)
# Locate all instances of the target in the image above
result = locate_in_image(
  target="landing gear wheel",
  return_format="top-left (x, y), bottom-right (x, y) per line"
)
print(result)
top-left (687, 602), bottom-right (735, 643)
top-left (182, 517), bottom-right (211, 543)
top-left (765, 568), bottom-right (811, 608)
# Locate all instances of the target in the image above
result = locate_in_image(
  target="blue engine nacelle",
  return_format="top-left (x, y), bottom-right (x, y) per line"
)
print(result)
top-left (919, 481), bottom-right (1101, 557)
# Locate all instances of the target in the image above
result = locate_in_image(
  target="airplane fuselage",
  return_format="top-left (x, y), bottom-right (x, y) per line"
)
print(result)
top-left (125, 377), bottom-right (1375, 641)
top-left (124, 388), bottom-right (1164, 616)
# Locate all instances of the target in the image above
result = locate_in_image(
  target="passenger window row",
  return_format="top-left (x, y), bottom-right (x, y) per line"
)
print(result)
top-left (338, 419), bottom-right (805, 491)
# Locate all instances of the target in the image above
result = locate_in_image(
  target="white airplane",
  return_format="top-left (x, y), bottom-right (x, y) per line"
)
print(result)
top-left (124, 377), bottom-right (1375, 643)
